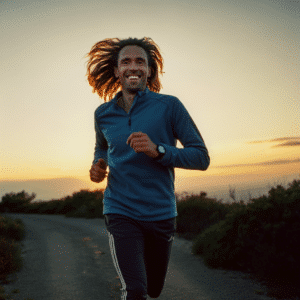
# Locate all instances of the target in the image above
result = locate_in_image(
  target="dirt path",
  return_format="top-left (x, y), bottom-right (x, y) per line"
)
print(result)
top-left (2, 214), bottom-right (273, 300)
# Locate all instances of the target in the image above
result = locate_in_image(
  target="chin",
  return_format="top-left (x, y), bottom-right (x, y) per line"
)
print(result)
top-left (127, 87), bottom-right (142, 94)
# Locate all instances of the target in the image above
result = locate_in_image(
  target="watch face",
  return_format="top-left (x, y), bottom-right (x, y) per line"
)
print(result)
top-left (158, 145), bottom-right (166, 154)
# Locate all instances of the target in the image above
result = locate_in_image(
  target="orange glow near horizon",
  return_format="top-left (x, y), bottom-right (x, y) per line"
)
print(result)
top-left (1, 138), bottom-right (299, 185)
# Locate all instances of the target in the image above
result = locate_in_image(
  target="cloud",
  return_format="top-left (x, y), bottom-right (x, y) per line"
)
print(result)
top-left (248, 137), bottom-right (300, 144)
top-left (214, 158), bottom-right (300, 169)
top-left (247, 136), bottom-right (300, 148)
top-left (273, 141), bottom-right (300, 147)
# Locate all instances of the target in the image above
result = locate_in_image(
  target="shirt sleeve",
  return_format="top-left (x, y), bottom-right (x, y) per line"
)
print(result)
top-left (158, 97), bottom-right (210, 170)
top-left (93, 115), bottom-right (108, 165)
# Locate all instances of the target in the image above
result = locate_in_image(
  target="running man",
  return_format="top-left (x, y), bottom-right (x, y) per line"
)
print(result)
top-left (87, 37), bottom-right (210, 299)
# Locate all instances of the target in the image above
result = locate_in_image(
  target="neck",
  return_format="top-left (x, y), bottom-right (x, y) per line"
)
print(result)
top-left (118, 87), bottom-right (146, 113)
top-left (117, 90), bottom-right (136, 113)
top-left (122, 89), bottom-right (136, 106)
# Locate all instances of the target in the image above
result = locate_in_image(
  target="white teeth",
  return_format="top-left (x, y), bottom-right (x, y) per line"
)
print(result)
top-left (128, 76), bottom-right (139, 79)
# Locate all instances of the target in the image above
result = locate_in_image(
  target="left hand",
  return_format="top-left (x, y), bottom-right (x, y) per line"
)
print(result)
top-left (126, 132), bottom-right (158, 158)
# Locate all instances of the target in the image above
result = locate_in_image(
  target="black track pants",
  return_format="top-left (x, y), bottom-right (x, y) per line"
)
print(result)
top-left (104, 214), bottom-right (176, 300)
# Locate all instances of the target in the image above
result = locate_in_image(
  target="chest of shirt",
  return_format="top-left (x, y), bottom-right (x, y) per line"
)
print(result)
top-left (98, 100), bottom-right (174, 153)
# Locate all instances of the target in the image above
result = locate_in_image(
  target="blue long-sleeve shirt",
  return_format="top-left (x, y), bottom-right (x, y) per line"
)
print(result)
top-left (93, 87), bottom-right (210, 221)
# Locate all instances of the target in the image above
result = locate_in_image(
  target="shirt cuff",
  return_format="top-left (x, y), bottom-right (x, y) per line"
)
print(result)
top-left (155, 143), bottom-right (172, 165)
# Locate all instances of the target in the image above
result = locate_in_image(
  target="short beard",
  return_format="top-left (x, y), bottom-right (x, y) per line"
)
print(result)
top-left (127, 87), bottom-right (142, 94)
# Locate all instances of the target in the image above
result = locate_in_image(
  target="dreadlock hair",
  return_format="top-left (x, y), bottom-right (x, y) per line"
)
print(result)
top-left (86, 37), bottom-right (164, 102)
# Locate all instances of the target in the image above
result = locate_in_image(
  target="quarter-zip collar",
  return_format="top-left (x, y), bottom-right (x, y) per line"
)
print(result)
top-left (113, 87), bottom-right (150, 106)
top-left (136, 87), bottom-right (150, 98)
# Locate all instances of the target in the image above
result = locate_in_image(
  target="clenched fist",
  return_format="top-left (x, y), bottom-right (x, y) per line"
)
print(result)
top-left (126, 132), bottom-right (159, 158)
top-left (89, 159), bottom-right (107, 183)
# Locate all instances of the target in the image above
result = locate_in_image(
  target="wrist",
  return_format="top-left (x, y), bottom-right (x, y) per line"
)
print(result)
top-left (154, 144), bottom-right (166, 160)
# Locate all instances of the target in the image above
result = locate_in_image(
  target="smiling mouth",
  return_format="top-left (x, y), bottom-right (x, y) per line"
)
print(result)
top-left (127, 75), bottom-right (141, 80)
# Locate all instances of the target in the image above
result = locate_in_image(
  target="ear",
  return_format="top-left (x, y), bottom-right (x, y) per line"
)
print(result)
top-left (147, 67), bottom-right (151, 78)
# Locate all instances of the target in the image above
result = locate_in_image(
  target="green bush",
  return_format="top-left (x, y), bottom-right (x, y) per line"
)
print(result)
top-left (0, 237), bottom-right (23, 279)
top-left (0, 191), bottom-right (36, 213)
top-left (33, 199), bottom-right (62, 215)
top-left (0, 189), bottom-right (105, 218)
top-left (176, 192), bottom-right (232, 240)
top-left (64, 190), bottom-right (104, 218)
top-left (21, 201), bottom-right (43, 214)
top-left (0, 216), bottom-right (25, 241)
top-left (192, 205), bottom-right (247, 268)
top-left (192, 179), bottom-right (300, 284)
top-left (0, 215), bottom-right (25, 280)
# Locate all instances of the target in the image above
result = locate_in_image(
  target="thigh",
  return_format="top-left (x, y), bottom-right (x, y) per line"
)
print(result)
top-left (144, 217), bottom-right (176, 298)
top-left (105, 214), bottom-right (147, 299)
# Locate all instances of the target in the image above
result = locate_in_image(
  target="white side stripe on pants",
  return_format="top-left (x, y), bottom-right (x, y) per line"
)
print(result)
top-left (108, 232), bottom-right (128, 300)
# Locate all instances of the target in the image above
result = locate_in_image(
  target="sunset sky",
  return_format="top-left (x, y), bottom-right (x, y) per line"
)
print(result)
top-left (1, 0), bottom-right (299, 201)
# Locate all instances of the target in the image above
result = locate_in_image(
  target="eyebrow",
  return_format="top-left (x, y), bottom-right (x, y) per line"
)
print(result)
top-left (120, 57), bottom-right (146, 62)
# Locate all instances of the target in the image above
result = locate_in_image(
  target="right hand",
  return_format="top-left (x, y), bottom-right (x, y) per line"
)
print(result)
top-left (89, 159), bottom-right (107, 183)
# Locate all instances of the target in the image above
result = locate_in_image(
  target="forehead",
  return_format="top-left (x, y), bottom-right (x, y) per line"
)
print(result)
top-left (118, 45), bottom-right (148, 61)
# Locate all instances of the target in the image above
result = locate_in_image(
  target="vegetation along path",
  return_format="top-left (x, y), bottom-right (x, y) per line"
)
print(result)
top-left (2, 213), bottom-right (273, 300)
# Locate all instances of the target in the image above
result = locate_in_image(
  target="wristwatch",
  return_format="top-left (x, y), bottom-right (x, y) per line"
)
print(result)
top-left (154, 144), bottom-right (166, 160)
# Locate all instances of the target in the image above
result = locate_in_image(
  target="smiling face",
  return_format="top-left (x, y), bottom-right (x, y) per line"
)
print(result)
top-left (114, 45), bottom-right (151, 94)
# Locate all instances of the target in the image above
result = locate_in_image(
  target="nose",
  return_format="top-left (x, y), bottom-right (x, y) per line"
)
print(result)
top-left (129, 61), bottom-right (139, 70)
